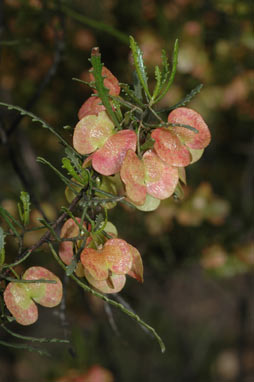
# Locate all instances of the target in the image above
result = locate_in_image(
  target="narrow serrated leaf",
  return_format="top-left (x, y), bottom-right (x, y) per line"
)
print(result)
top-left (111, 98), bottom-right (123, 121)
top-left (166, 122), bottom-right (198, 133)
top-left (161, 49), bottom-right (170, 84)
top-left (120, 83), bottom-right (144, 107)
top-left (163, 84), bottom-right (204, 112)
top-left (1, 325), bottom-right (69, 344)
top-left (37, 217), bottom-right (59, 241)
top-left (0, 207), bottom-right (22, 228)
top-left (64, 148), bottom-right (89, 184)
top-left (72, 77), bottom-right (95, 87)
top-left (154, 39), bottom-right (179, 103)
top-left (94, 213), bottom-right (104, 231)
top-left (151, 66), bottom-right (162, 102)
top-left (0, 248), bottom-right (5, 266)
top-left (129, 36), bottom-right (151, 100)
top-left (133, 71), bottom-right (143, 100)
top-left (140, 137), bottom-right (155, 152)
top-left (2, 250), bottom-right (32, 269)
top-left (64, 148), bottom-right (82, 169)
top-left (19, 191), bottom-right (30, 225)
top-left (89, 49), bottom-right (121, 128)
top-left (0, 207), bottom-right (21, 238)
top-left (4, 277), bottom-right (57, 284)
top-left (0, 227), bottom-right (6, 251)
top-left (62, 158), bottom-right (84, 184)
top-left (0, 339), bottom-right (50, 356)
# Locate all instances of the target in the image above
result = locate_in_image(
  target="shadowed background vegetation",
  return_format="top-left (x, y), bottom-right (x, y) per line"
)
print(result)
top-left (0, 0), bottom-right (253, 381)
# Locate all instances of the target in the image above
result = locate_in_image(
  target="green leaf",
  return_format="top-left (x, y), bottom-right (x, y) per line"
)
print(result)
top-left (151, 65), bottom-right (162, 102)
top-left (72, 77), bottom-right (95, 87)
top-left (4, 277), bottom-right (57, 284)
top-left (18, 191), bottom-right (30, 226)
top-left (37, 218), bottom-right (59, 241)
top-left (111, 97), bottom-right (123, 122)
top-left (161, 49), bottom-right (170, 85)
top-left (154, 39), bottom-right (179, 103)
top-left (120, 83), bottom-right (144, 107)
top-left (1, 324), bottom-right (69, 344)
top-left (0, 227), bottom-right (6, 252)
top-left (65, 147), bottom-right (82, 168)
top-left (159, 84), bottom-right (204, 113)
top-left (167, 122), bottom-right (198, 134)
top-left (89, 49), bottom-right (121, 128)
top-left (0, 207), bottom-right (21, 238)
top-left (129, 36), bottom-right (151, 100)
top-left (92, 187), bottom-right (135, 208)
top-left (94, 213), bottom-right (104, 231)
top-left (0, 339), bottom-right (50, 356)
top-left (0, 227), bottom-right (6, 266)
top-left (140, 137), bottom-right (155, 151)
top-left (133, 71), bottom-right (143, 101)
top-left (0, 248), bottom-right (5, 266)
top-left (1, 250), bottom-right (32, 269)
top-left (64, 148), bottom-right (88, 180)
top-left (62, 158), bottom-right (83, 184)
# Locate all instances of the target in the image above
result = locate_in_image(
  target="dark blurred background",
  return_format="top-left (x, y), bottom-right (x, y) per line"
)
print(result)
top-left (0, 0), bottom-right (253, 381)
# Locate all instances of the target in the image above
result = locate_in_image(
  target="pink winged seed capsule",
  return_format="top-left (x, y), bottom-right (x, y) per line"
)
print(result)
top-left (151, 128), bottom-right (191, 167)
top-left (3, 282), bottom-right (38, 326)
top-left (74, 110), bottom-right (137, 176)
top-left (80, 238), bottom-right (143, 293)
top-left (103, 239), bottom-right (133, 275)
top-left (143, 150), bottom-right (179, 200)
top-left (91, 129), bottom-right (137, 176)
top-left (120, 149), bottom-right (179, 205)
top-left (81, 239), bottom-right (132, 281)
top-left (80, 247), bottom-right (109, 281)
top-left (3, 266), bottom-right (62, 326)
top-left (23, 266), bottom-right (62, 308)
top-left (120, 149), bottom-right (147, 205)
top-left (168, 107), bottom-right (211, 150)
top-left (152, 107), bottom-right (211, 166)
top-left (104, 239), bottom-right (143, 283)
top-left (73, 111), bottom-right (114, 155)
